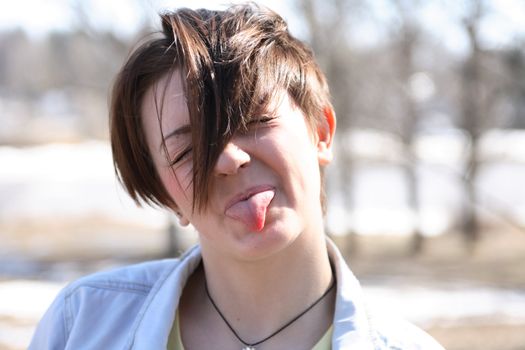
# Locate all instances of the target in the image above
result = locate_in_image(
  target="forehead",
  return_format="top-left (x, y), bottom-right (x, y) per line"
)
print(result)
top-left (140, 69), bottom-right (312, 156)
top-left (141, 70), bottom-right (189, 151)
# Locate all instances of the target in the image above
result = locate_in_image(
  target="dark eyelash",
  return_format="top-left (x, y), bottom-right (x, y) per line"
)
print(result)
top-left (248, 116), bottom-right (274, 125)
top-left (170, 147), bottom-right (192, 165)
top-left (259, 116), bottom-right (274, 123)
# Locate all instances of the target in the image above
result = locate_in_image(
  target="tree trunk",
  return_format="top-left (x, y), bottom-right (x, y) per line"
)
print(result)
top-left (460, 5), bottom-right (485, 250)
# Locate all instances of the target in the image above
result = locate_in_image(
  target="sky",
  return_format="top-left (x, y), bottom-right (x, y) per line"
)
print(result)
top-left (0, 0), bottom-right (294, 39)
top-left (1, 0), bottom-right (524, 56)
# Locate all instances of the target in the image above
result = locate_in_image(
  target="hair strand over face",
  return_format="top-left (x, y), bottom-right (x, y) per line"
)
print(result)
top-left (110, 3), bottom-right (333, 212)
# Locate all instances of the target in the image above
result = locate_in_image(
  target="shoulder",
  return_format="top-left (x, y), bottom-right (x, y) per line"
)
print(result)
top-left (29, 247), bottom-right (201, 349)
top-left (370, 314), bottom-right (445, 350)
top-left (326, 240), bottom-right (444, 350)
top-left (63, 244), bottom-right (200, 298)
top-left (65, 258), bottom-right (177, 295)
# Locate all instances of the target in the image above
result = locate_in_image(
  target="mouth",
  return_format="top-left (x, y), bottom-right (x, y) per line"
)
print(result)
top-left (225, 185), bottom-right (275, 211)
top-left (224, 185), bottom-right (276, 232)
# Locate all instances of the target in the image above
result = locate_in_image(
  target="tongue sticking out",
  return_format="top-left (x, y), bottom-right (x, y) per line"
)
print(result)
top-left (225, 190), bottom-right (275, 232)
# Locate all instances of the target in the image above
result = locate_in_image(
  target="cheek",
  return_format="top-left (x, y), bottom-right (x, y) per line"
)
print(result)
top-left (158, 164), bottom-right (193, 208)
top-left (272, 129), bottom-right (320, 186)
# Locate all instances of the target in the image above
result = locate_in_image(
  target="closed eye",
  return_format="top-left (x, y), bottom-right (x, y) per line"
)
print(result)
top-left (170, 146), bottom-right (192, 166)
top-left (247, 115), bottom-right (276, 127)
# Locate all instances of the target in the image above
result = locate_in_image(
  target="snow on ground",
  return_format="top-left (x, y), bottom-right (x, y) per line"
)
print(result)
top-left (363, 282), bottom-right (525, 327)
top-left (2, 130), bottom-right (525, 237)
top-left (0, 281), bottom-right (65, 321)
top-left (0, 281), bottom-right (64, 350)
top-left (1, 279), bottom-right (524, 349)
top-left (0, 140), bottom-right (166, 228)
top-left (1, 130), bottom-right (525, 348)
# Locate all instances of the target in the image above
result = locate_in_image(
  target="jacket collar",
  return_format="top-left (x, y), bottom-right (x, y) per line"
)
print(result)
top-left (127, 240), bottom-right (377, 349)
top-left (126, 245), bottom-right (201, 350)
top-left (327, 239), bottom-right (377, 349)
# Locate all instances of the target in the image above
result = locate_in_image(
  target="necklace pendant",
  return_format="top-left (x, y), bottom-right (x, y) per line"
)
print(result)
top-left (242, 347), bottom-right (256, 350)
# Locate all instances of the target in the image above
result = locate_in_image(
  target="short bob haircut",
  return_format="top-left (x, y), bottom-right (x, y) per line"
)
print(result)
top-left (110, 3), bottom-right (333, 212)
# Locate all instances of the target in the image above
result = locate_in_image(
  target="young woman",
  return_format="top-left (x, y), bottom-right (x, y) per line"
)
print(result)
top-left (30, 4), bottom-right (444, 350)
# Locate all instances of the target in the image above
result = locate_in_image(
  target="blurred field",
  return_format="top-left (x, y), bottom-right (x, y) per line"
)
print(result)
top-left (428, 324), bottom-right (525, 350)
top-left (1, 0), bottom-right (524, 349)
top-left (336, 230), bottom-right (525, 350)
top-left (1, 216), bottom-right (524, 349)
top-left (340, 229), bottom-right (525, 290)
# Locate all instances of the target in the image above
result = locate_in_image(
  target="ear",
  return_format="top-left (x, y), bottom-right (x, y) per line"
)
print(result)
top-left (178, 216), bottom-right (190, 227)
top-left (173, 208), bottom-right (191, 227)
top-left (317, 106), bottom-right (336, 165)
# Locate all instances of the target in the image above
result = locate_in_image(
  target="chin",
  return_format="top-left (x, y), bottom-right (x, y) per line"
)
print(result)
top-left (234, 217), bottom-right (303, 260)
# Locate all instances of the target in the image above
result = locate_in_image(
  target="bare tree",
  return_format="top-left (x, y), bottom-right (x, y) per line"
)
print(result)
top-left (297, 0), bottom-right (361, 252)
top-left (503, 47), bottom-right (525, 129)
top-left (458, 0), bottom-right (488, 249)
top-left (390, 0), bottom-right (425, 253)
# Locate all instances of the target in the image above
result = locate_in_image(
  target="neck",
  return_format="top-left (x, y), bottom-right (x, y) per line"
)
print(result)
top-left (200, 230), bottom-right (333, 344)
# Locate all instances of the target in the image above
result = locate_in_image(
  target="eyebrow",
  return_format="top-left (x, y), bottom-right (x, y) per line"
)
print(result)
top-left (160, 124), bottom-right (191, 151)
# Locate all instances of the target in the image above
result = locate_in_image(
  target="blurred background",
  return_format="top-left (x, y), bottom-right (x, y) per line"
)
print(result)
top-left (1, 0), bottom-right (524, 349)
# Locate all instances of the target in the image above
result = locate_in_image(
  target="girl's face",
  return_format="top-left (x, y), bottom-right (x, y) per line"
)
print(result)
top-left (141, 71), bottom-right (335, 261)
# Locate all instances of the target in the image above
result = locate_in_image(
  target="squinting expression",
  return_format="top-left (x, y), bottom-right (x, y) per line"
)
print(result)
top-left (141, 70), bottom-right (334, 259)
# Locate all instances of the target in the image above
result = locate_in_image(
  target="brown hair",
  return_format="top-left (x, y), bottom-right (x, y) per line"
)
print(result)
top-left (110, 3), bottom-right (333, 211)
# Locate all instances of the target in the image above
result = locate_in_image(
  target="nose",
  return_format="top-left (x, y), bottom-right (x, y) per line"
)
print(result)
top-left (214, 140), bottom-right (250, 176)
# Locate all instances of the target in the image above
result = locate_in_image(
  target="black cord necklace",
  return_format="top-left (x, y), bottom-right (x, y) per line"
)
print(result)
top-left (204, 276), bottom-right (336, 350)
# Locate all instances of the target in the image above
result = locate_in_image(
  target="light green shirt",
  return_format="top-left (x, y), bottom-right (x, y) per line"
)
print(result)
top-left (168, 311), bottom-right (333, 350)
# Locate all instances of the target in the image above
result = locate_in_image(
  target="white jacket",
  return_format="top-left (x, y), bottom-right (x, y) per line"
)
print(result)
top-left (29, 240), bottom-right (445, 349)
